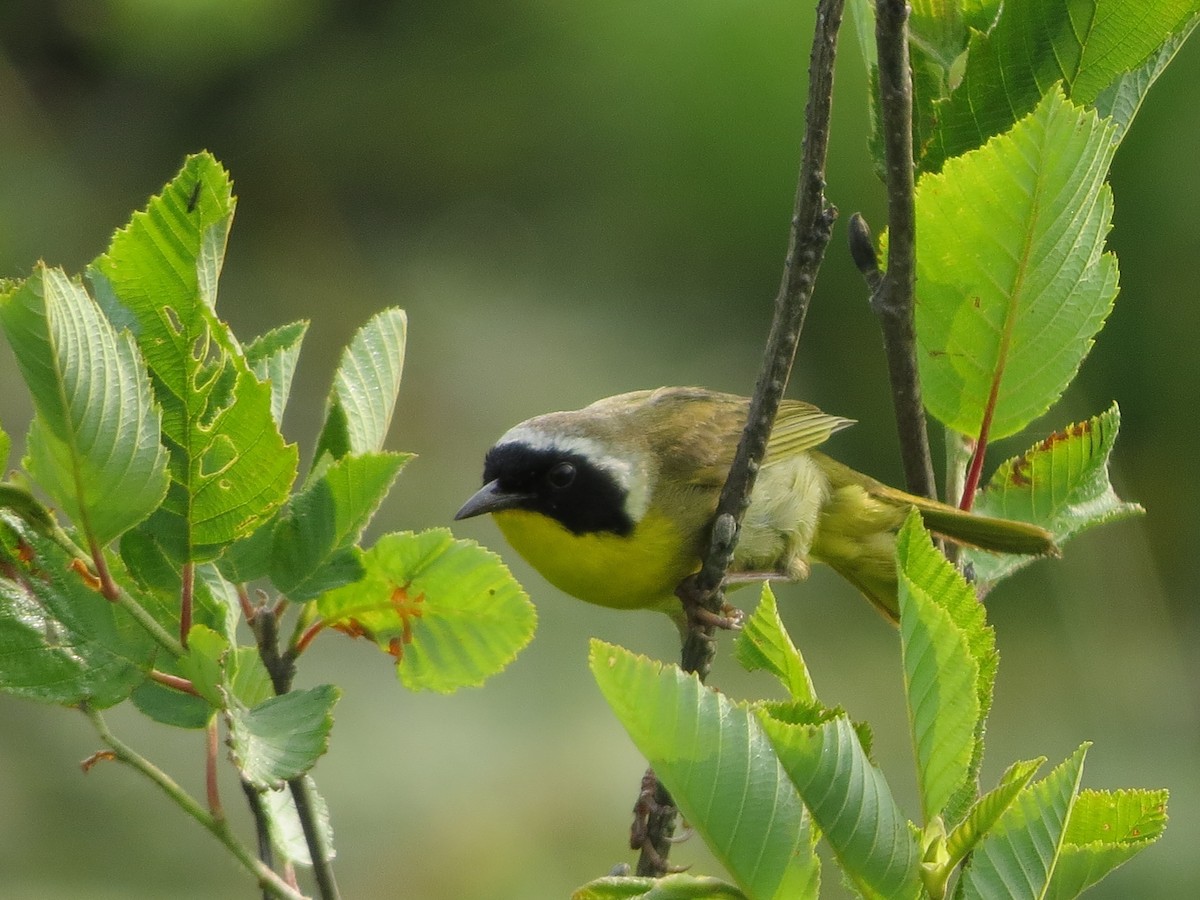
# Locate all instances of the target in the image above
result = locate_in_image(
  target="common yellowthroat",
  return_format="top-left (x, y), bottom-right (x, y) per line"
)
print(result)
top-left (455, 387), bottom-right (1055, 623)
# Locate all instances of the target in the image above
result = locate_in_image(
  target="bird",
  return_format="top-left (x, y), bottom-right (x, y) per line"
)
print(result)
top-left (455, 387), bottom-right (1056, 625)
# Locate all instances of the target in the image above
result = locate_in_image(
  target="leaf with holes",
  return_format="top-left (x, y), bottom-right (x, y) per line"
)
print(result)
top-left (90, 152), bottom-right (297, 563)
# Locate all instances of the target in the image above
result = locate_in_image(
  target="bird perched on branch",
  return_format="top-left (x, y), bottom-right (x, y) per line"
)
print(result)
top-left (455, 387), bottom-right (1056, 625)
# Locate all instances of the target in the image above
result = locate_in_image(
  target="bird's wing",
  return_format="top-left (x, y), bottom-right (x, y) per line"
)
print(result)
top-left (765, 400), bottom-right (855, 460)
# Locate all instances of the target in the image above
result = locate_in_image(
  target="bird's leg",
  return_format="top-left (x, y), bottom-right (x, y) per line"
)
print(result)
top-left (674, 574), bottom-right (745, 631)
top-left (631, 767), bottom-right (687, 876)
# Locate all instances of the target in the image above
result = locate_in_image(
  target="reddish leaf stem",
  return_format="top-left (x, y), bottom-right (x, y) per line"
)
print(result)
top-left (150, 669), bottom-right (201, 696)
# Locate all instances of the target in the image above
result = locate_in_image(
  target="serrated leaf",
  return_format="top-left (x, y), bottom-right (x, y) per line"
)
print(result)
top-left (947, 758), bottom-right (1044, 864)
top-left (227, 684), bottom-right (339, 790)
top-left (897, 514), bottom-right (984, 824)
top-left (261, 775), bottom-right (335, 867)
top-left (0, 265), bottom-right (169, 546)
top-left (734, 585), bottom-right (816, 703)
top-left (572, 873), bottom-right (748, 899)
top-left (921, 0), bottom-right (1200, 172)
top-left (0, 512), bottom-right (155, 708)
top-left (902, 513), bottom-right (993, 825)
top-left (90, 152), bottom-right (297, 562)
top-left (917, 88), bottom-right (1119, 442)
top-left (314, 307), bottom-right (407, 461)
top-left (966, 403), bottom-right (1142, 588)
top-left (245, 320), bottom-right (309, 427)
top-left (1043, 788), bottom-right (1168, 899)
top-left (270, 451), bottom-right (411, 601)
top-left (317, 529), bottom-right (534, 692)
top-left (758, 711), bottom-right (920, 899)
top-left (956, 743), bottom-right (1089, 899)
top-left (591, 642), bottom-right (821, 900)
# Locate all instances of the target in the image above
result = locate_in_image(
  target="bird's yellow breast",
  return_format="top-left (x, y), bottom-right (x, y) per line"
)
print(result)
top-left (492, 508), bottom-right (697, 613)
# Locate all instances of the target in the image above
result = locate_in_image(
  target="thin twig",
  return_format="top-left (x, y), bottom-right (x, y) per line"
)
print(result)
top-left (81, 704), bottom-right (306, 900)
top-left (856, 0), bottom-right (938, 500)
top-left (635, 0), bottom-right (847, 877)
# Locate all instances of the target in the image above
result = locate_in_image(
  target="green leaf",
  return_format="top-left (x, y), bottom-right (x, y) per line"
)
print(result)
top-left (0, 512), bottom-right (155, 708)
top-left (314, 307), bottom-right (407, 462)
top-left (897, 514), bottom-right (990, 824)
top-left (917, 88), bottom-right (1119, 441)
top-left (946, 758), bottom-right (1044, 864)
top-left (966, 404), bottom-right (1142, 588)
top-left (0, 265), bottom-right (169, 546)
top-left (1043, 788), bottom-right (1168, 899)
top-left (572, 873), bottom-right (748, 899)
top-left (261, 775), bottom-right (335, 867)
top-left (956, 743), bottom-right (1089, 899)
top-left (90, 152), bottom-right (297, 562)
top-left (176, 623), bottom-right (229, 707)
top-left (734, 585), bottom-right (816, 703)
top-left (317, 529), bottom-right (534, 692)
top-left (245, 320), bottom-right (309, 427)
top-left (921, 0), bottom-right (1200, 172)
top-left (590, 641), bottom-right (821, 900)
top-left (270, 451), bottom-right (411, 601)
top-left (0, 422), bottom-right (10, 472)
top-left (758, 711), bottom-right (920, 899)
top-left (227, 684), bottom-right (339, 790)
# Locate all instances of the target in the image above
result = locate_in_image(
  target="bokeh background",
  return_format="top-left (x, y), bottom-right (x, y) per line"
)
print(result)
top-left (1, 2), bottom-right (1197, 898)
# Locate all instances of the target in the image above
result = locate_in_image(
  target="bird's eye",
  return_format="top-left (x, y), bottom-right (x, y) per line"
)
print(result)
top-left (547, 462), bottom-right (576, 489)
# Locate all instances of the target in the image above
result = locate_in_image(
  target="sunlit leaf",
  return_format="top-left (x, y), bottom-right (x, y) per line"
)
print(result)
top-left (946, 758), bottom-right (1043, 863)
top-left (0, 265), bottom-right (169, 546)
top-left (956, 743), bottom-right (1089, 899)
top-left (1044, 788), bottom-right (1169, 899)
top-left (317, 529), bottom-right (534, 692)
top-left (90, 152), bottom-right (297, 562)
top-left (591, 642), bottom-right (821, 900)
top-left (314, 307), bottom-right (407, 462)
top-left (245, 320), bottom-right (309, 427)
top-left (917, 88), bottom-right (1119, 441)
top-left (966, 404), bottom-right (1142, 588)
top-left (734, 585), bottom-right (815, 703)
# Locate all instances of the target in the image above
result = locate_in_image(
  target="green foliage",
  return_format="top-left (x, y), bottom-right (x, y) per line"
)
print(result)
top-left (0, 151), bottom-right (534, 896)
top-left (573, 873), bottom-right (748, 899)
top-left (916, 88), bottom-right (1119, 441)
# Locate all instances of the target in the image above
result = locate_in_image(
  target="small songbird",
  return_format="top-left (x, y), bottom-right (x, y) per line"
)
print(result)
top-left (455, 387), bottom-right (1055, 624)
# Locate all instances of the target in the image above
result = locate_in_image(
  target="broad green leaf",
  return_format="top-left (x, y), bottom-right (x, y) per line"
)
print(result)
top-left (917, 88), bottom-right (1119, 441)
top-left (261, 775), bottom-right (335, 867)
top-left (177, 623), bottom-right (229, 707)
top-left (317, 529), bottom-right (534, 692)
top-left (227, 684), bottom-right (339, 790)
top-left (896, 515), bottom-right (984, 824)
top-left (245, 320), bottom-right (309, 427)
top-left (591, 642), bottom-right (821, 900)
top-left (946, 758), bottom-right (1044, 863)
top-left (1043, 788), bottom-right (1168, 899)
top-left (0, 265), bottom-right (169, 546)
top-left (1092, 11), bottom-right (1200, 134)
top-left (270, 451), bottom-right (411, 601)
top-left (734, 585), bottom-right (815, 703)
top-left (921, 0), bottom-right (1200, 172)
top-left (572, 873), bottom-right (748, 899)
top-left (314, 307), bottom-right (407, 462)
top-left (956, 743), bottom-right (1089, 899)
top-left (0, 512), bottom-right (155, 708)
top-left (966, 404), bottom-right (1142, 588)
top-left (759, 711), bottom-right (920, 900)
top-left (90, 152), bottom-right (297, 562)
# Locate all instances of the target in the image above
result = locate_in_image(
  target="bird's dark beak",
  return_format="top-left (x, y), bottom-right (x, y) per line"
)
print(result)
top-left (454, 480), bottom-right (532, 520)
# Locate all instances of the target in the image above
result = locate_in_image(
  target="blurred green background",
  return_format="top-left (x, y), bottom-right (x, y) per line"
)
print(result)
top-left (1, 2), bottom-right (1197, 897)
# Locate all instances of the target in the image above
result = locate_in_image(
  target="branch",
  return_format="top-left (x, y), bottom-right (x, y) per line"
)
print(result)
top-left (851, 0), bottom-right (938, 500)
top-left (635, 0), bottom-right (846, 877)
top-left (81, 704), bottom-right (306, 900)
